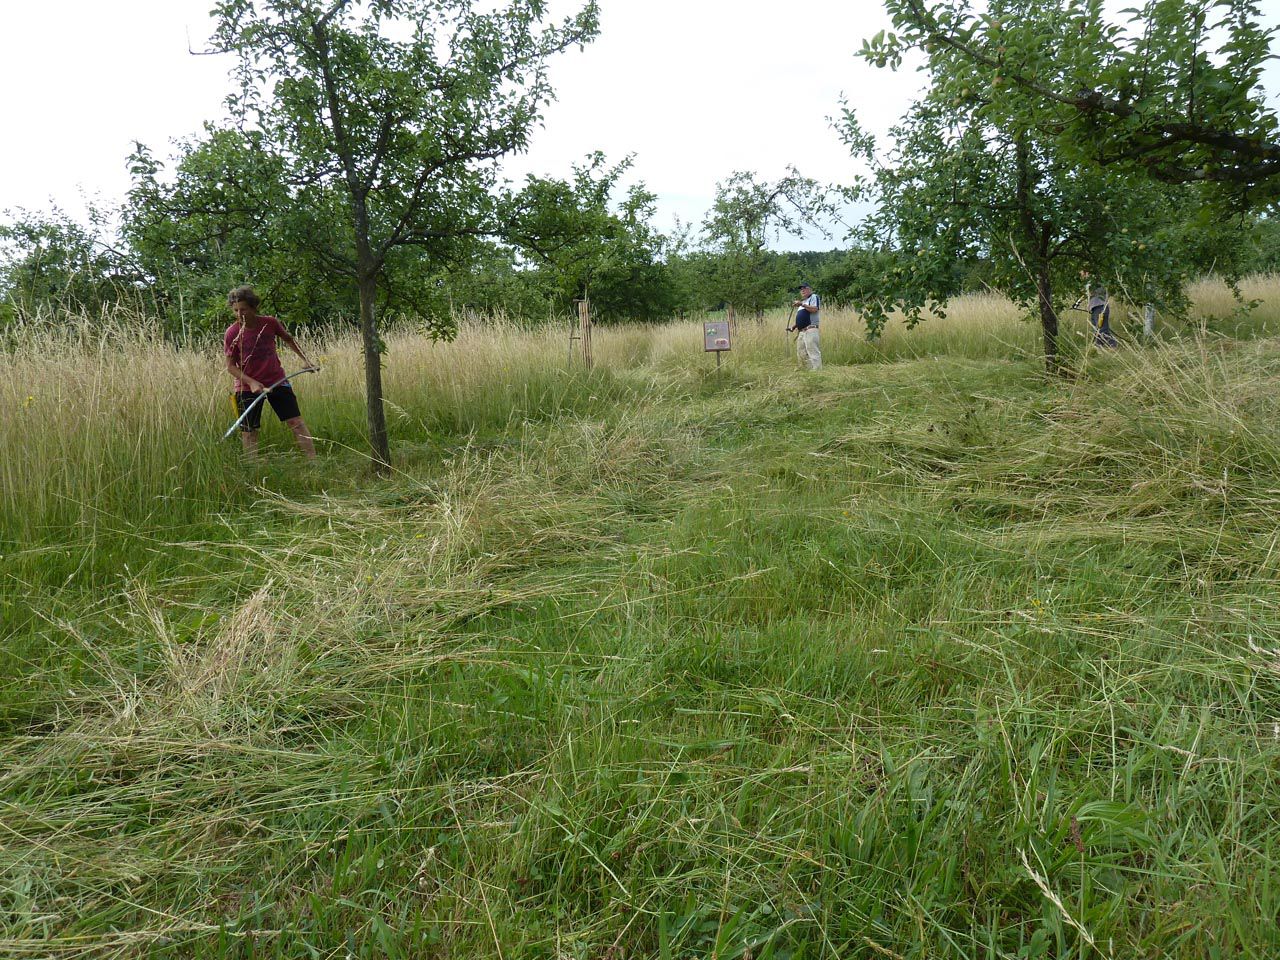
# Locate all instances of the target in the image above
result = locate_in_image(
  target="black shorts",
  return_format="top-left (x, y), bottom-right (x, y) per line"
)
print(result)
top-left (235, 385), bottom-right (301, 432)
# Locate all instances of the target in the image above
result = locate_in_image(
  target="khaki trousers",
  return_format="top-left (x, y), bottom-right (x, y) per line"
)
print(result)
top-left (796, 327), bottom-right (822, 370)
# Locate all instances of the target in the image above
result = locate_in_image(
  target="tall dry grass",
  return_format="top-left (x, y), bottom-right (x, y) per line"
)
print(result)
top-left (2, 279), bottom-right (1278, 568)
top-left (5, 279), bottom-right (1280, 957)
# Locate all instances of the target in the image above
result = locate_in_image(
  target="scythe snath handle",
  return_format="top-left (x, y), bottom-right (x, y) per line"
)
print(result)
top-left (222, 366), bottom-right (321, 440)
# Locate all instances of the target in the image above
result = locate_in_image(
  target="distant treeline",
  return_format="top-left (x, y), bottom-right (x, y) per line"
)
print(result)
top-left (6, 198), bottom-right (1280, 340)
top-left (5, 133), bottom-right (1280, 339)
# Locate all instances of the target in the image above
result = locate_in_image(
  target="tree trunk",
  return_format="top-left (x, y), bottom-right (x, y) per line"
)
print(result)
top-left (1015, 135), bottom-right (1061, 375)
top-left (357, 270), bottom-right (391, 473)
top-left (1036, 261), bottom-right (1059, 374)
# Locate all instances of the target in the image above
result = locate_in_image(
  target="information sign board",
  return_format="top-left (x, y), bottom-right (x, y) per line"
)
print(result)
top-left (703, 320), bottom-right (731, 352)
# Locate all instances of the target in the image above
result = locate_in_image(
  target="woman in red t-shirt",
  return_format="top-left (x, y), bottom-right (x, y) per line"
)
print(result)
top-left (223, 286), bottom-right (317, 460)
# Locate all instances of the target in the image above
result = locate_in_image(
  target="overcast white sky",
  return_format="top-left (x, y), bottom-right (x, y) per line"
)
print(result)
top-left (0, 0), bottom-right (915, 251)
top-left (2, 1), bottom-right (1276, 252)
top-left (504, 0), bottom-right (913, 247)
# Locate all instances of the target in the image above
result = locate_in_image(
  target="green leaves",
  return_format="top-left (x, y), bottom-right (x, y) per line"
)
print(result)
top-left (861, 26), bottom-right (905, 70)
top-left (0, 206), bottom-right (142, 319)
top-left (841, 0), bottom-right (1266, 368)
top-left (204, 0), bottom-right (600, 276)
top-left (196, 0), bottom-right (600, 464)
top-left (882, 0), bottom-right (1280, 209)
top-left (701, 170), bottom-right (833, 315)
top-left (501, 153), bottom-right (676, 322)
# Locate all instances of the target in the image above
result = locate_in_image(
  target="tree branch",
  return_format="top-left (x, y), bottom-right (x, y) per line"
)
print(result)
top-left (899, 0), bottom-right (1280, 178)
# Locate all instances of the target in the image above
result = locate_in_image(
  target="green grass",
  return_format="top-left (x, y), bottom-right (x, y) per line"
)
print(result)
top-left (4, 289), bottom-right (1280, 958)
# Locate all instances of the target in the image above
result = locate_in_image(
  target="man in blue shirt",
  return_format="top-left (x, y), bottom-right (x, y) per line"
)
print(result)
top-left (790, 283), bottom-right (822, 370)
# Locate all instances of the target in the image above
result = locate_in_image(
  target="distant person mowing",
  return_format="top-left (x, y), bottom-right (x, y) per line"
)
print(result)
top-left (790, 283), bottom-right (822, 370)
top-left (1079, 272), bottom-right (1118, 347)
top-left (224, 286), bottom-right (317, 460)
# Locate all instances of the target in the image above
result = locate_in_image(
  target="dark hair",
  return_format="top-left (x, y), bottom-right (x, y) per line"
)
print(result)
top-left (228, 285), bottom-right (260, 309)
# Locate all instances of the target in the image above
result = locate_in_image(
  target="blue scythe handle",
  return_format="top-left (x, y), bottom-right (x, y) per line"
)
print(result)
top-left (222, 366), bottom-right (320, 440)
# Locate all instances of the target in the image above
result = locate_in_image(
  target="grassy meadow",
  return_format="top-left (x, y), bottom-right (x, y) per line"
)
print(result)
top-left (4, 278), bottom-right (1280, 958)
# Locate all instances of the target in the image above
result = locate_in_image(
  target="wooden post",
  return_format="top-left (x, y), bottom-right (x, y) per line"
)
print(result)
top-left (726, 303), bottom-right (737, 335)
top-left (1143, 303), bottom-right (1155, 338)
top-left (573, 298), bottom-right (593, 369)
top-left (579, 298), bottom-right (593, 369)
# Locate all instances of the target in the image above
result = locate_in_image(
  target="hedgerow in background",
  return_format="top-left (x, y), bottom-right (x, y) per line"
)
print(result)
top-left (0, 206), bottom-right (147, 320)
top-left (125, 128), bottom-right (357, 336)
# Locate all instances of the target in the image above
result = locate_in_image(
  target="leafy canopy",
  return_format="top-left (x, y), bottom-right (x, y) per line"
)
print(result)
top-left (702, 170), bottom-right (831, 317)
top-left (209, 0), bottom-right (601, 286)
top-left (203, 0), bottom-right (599, 468)
top-left (844, 0), bottom-right (1234, 366)
top-left (866, 0), bottom-right (1280, 209)
top-left (504, 153), bottom-right (675, 323)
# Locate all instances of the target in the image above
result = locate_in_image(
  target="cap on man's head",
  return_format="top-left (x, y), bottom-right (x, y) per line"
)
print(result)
top-left (799, 282), bottom-right (812, 290)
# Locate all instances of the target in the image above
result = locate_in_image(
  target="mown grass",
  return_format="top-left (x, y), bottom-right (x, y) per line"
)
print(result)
top-left (3, 283), bottom-right (1280, 958)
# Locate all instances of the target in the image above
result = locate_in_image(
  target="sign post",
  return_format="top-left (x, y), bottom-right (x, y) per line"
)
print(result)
top-left (703, 320), bottom-right (731, 368)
